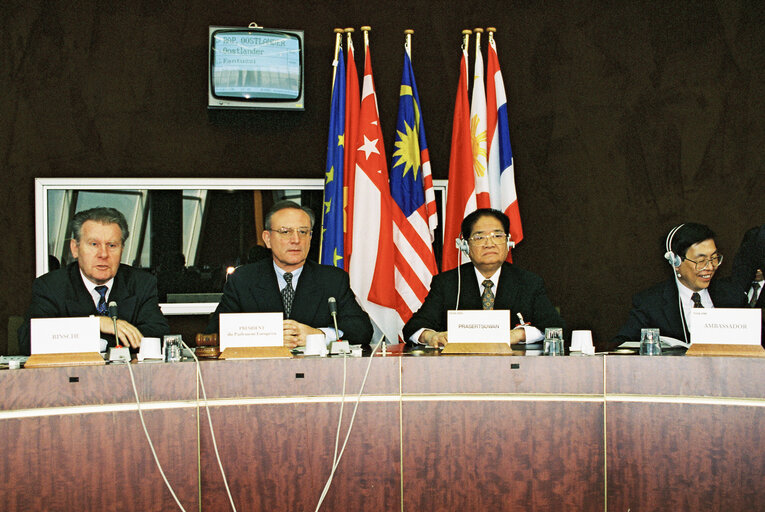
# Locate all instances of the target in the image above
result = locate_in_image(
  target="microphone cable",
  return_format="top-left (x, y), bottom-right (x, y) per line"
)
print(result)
top-left (314, 332), bottom-right (384, 511)
top-left (125, 357), bottom-right (188, 511)
top-left (180, 338), bottom-right (238, 512)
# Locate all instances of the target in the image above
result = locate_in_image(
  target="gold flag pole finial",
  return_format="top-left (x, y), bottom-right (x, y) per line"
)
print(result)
top-left (404, 29), bottom-right (414, 58)
top-left (487, 26), bottom-right (496, 43)
top-left (361, 26), bottom-right (371, 50)
top-left (344, 27), bottom-right (355, 51)
top-left (461, 29), bottom-right (472, 53)
top-left (474, 27), bottom-right (483, 51)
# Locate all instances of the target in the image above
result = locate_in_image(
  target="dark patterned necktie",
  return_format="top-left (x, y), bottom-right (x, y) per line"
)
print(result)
top-left (95, 285), bottom-right (109, 315)
top-left (750, 283), bottom-right (761, 308)
top-left (481, 280), bottom-right (495, 310)
top-left (282, 272), bottom-right (295, 318)
top-left (691, 292), bottom-right (703, 308)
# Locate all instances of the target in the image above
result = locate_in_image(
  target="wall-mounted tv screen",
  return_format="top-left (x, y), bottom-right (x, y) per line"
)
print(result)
top-left (208, 26), bottom-right (304, 111)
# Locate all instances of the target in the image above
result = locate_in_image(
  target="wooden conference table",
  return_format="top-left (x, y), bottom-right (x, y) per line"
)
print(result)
top-left (0, 351), bottom-right (763, 511)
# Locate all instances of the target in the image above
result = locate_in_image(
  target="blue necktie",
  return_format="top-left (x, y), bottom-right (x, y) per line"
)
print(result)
top-left (95, 285), bottom-right (109, 315)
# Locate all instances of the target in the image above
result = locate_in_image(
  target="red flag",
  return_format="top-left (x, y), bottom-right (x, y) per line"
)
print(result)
top-left (343, 32), bottom-right (360, 267)
top-left (442, 47), bottom-right (477, 271)
top-left (348, 40), bottom-right (398, 343)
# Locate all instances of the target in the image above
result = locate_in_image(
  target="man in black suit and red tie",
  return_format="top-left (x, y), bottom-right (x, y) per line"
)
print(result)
top-left (18, 207), bottom-right (169, 355)
top-left (206, 200), bottom-right (373, 348)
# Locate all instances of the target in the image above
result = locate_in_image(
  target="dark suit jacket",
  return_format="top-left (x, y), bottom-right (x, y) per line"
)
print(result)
top-left (732, 224), bottom-right (765, 344)
top-left (609, 278), bottom-right (748, 350)
top-left (18, 262), bottom-right (170, 355)
top-left (205, 259), bottom-right (373, 346)
top-left (402, 262), bottom-right (565, 344)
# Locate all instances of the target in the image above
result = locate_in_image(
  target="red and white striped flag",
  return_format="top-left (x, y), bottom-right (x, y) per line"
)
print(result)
top-left (486, 33), bottom-right (523, 248)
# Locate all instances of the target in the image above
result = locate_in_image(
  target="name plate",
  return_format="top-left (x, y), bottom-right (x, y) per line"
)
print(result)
top-left (31, 317), bottom-right (101, 354)
top-left (219, 312), bottom-right (284, 350)
top-left (447, 310), bottom-right (511, 344)
top-left (690, 308), bottom-right (762, 346)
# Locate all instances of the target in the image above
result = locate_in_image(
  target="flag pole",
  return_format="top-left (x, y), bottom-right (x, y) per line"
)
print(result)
top-left (462, 28), bottom-right (471, 53)
top-left (344, 27), bottom-right (355, 49)
top-left (361, 25), bottom-right (371, 50)
top-left (332, 28), bottom-right (343, 86)
top-left (474, 27), bottom-right (483, 59)
top-left (404, 29), bottom-right (413, 59)
top-left (487, 26), bottom-right (496, 43)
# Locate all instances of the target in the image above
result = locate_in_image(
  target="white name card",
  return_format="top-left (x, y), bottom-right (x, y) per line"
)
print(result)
top-left (30, 317), bottom-right (101, 354)
top-left (447, 310), bottom-right (511, 344)
top-left (690, 308), bottom-right (762, 346)
top-left (219, 312), bottom-right (284, 351)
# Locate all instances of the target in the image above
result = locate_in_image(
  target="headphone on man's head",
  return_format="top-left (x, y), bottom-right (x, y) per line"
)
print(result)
top-left (664, 224), bottom-right (685, 268)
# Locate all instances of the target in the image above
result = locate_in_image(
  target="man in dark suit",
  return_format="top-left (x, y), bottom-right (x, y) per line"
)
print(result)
top-left (403, 208), bottom-right (564, 348)
top-left (610, 223), bottom-right (747, 349)
top-left (18, 207), bottom-right (169, 355)
top-left (206, 201), bottom-right (373, 347)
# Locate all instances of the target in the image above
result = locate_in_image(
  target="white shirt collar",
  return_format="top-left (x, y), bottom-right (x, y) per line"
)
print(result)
top-left (474, 266), bottom-right (501, 293)
top-left (79, 268), bottom-right (114, 307)
top-left (273, 262), bottom-right (304, 290)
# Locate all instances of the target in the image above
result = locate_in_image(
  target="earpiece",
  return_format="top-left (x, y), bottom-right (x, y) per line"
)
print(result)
top-left (455, 238), bottom-right (469, 255)
top-left (664, 224), bottom-right (685, 267)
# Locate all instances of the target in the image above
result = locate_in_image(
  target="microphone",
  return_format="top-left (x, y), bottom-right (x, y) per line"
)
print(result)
top-left (106, 301), bottom-right (129, 362)
top-left (108, 301), bottom-right (118, 320)
top-left (328, 297), bottom-right (339, 336)
top-left (108, 301), bottom-right (121, 348)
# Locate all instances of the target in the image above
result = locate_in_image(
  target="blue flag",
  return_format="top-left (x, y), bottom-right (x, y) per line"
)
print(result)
top-left (320, 51), bottom-right (346, 268)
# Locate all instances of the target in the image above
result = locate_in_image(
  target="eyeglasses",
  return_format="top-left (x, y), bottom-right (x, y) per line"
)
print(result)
top-left (270, 227), bottom-right (312, 239)
top-left (683, 254), bottom-right (723, 270)
top-left (468, 232), bottom-right (508, 244)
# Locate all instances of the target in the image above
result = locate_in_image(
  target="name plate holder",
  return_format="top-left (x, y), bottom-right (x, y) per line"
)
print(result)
top-left (442, 310), bottom-right (515, 355)
top-left (25, 317), bottom-right (105, 368)
top-left (218, 313), bottom-right (291, 360)
top-left (686, 308), bottom-right (765, 358)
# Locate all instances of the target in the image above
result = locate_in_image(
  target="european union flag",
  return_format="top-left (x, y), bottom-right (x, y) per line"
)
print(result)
top-left (390, 51), bottom-right (427, 217)
top-left (320, 51), bottom-right (346, 268)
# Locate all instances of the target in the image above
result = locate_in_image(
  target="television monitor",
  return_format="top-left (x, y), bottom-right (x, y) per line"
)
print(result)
top-left (208, 25), bottom-right (304, 110)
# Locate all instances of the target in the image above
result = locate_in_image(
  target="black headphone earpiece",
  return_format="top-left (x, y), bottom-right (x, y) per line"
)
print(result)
top-left (664, 224), bottom-right (685, 268)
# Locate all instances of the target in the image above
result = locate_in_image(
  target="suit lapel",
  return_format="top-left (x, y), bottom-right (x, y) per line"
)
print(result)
top-left (661, 281), bottom-right (686, 338)
top-left (110, 268), bottom-right (138, 318)
top-left (66, 264), bottom-right (99, 316)
top-left (291, 261), bottom-right (321, 320)
top-left (255, 262), bottom-right (284, 313)
top-left (495, 263), bottom-right (516, 311)
top-left (458, 264), bottom-right (483, 310)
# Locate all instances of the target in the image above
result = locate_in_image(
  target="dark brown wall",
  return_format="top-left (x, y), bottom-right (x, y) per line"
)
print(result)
top-left (3, 0), bottom-right (764, 350)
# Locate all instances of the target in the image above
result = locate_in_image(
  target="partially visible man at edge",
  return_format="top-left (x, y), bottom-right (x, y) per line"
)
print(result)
top-left (205, 200), bottom-right (373, 348)
top-left (610, 223), bottom-right (746, 350)
top-left (403, 208), bottom-right (564, 348)
top-left (18, 207), bottom-right (169, 355)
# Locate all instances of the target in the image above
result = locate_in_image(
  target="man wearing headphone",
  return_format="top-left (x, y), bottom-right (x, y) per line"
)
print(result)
top-left (610, 223), bottom-right (746, 349)
top-left (403, 208), bottom-right (564, 348)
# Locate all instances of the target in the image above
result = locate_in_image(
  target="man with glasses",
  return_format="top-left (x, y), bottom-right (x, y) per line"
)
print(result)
top-left (206, 200), bottom-right (373, 348)
top-left (610, 223), bottom-right (746, 348)
top-left (403, 208), bottom-right (564, 348)
top-left (18, 207), bottom-right (169, 355)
